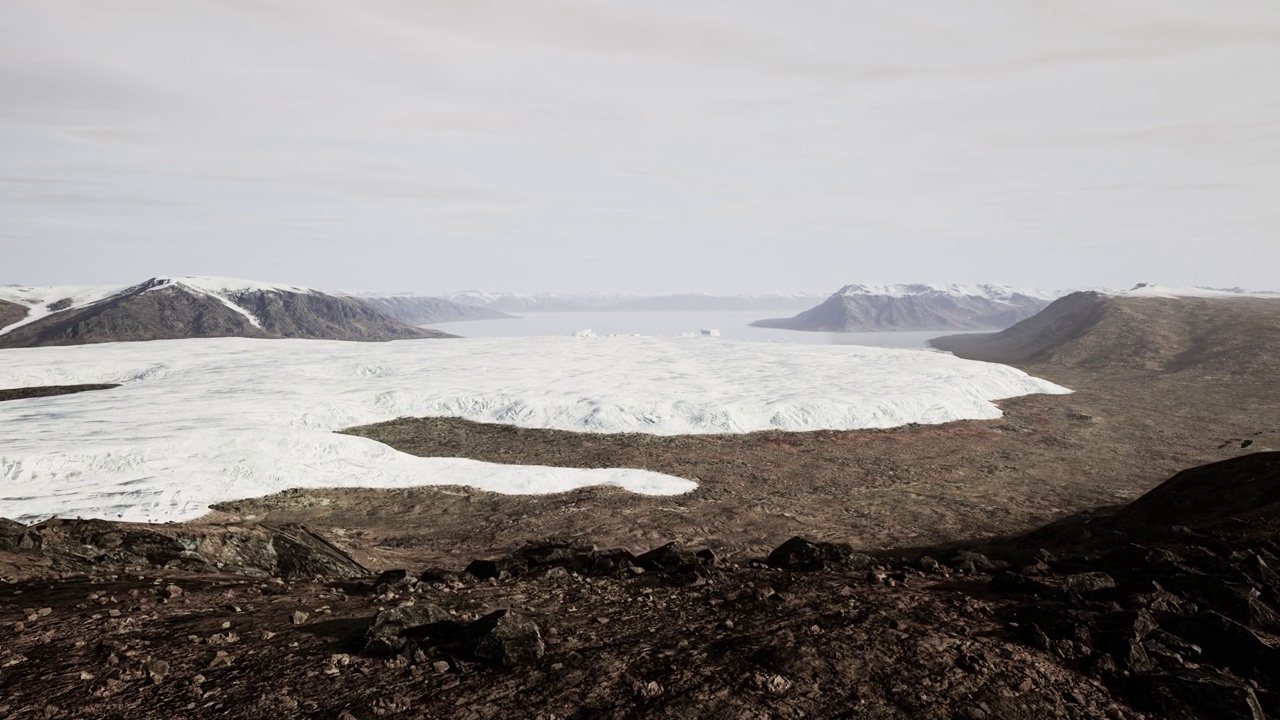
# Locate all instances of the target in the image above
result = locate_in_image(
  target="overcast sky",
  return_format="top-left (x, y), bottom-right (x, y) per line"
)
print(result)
top-left (2, 1), bottom-right (1277, 294)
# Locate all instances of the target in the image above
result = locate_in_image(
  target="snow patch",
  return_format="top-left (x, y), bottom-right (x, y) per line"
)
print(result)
top-left (0, 336), bottom-right (1069, 524)
top-left (834, 284), bottom-right (1062, 302)
top-left (1113, 283), bottom-right (1280, 299)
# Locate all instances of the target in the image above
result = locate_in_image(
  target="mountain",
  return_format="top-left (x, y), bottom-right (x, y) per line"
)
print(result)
top-left (930, 284), bottom-right (1280, 375)
top-left (0, 277), bottom-right (452, 348)
top-left (0, 298), bottom-right (26, 330)
top-left (349, 294), bottom-right (514, 325)
top-left (751, 283), bottom-right (1059, 332)
top-left (444, 291), bottom-right (828, 313)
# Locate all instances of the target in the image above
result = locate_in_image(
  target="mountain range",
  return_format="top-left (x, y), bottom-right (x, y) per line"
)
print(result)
top-left (346, 294), bottom-right (514, 325)
top-left (443, 291), bottom-right (828, 313)
top-left (752, 283), bottom-right (1061, 332)
top-left (0, 277), bottom-right (453, 348)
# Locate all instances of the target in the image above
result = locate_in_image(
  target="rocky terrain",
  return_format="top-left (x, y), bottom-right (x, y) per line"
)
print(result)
top-left (349, 294), bottom-right (513, 325)
top-left (753, 283), bottom-right (1056, 332)
top-left (0, 278), bottom-right (452, 348)
top-left (2, 453), bottom-right (1279, 719)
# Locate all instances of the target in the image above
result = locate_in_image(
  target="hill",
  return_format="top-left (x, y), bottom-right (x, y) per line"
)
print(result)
top-left (753, 283), bottom-right (1057, 332)
top-left (0, 277), bottom-right (452, 348)
top-left (930, 285), bottom-right (1280, 376)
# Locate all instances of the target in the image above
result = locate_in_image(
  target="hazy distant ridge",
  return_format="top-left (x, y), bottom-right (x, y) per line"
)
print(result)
top-left (445, 291), bottom-right (828, 313)
top-left (346, 293), bottom-right (514, 324)
top-left (754, 283), bottom-right (1060, 332)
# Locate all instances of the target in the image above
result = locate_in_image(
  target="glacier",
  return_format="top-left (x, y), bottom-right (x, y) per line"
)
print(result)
top-left (0, 335), bottom-right (1070, 524)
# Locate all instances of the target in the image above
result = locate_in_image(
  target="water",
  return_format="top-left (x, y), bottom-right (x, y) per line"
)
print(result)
top-left (427, 311), bottom-right (972, 350)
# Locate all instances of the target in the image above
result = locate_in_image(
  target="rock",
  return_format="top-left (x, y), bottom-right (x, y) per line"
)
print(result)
top-left (1061, 572), bottom-right (1116, 594)
top-left (1163, 612), bottom-right (1280, 685)
top-left (635, 543), bottom-right (715, 576)
top-left (579, 549), bottom-right (638, 577)
top-left (466, 610), bottom-right (545, 667)
top-left (465, 557), bottom-right (528, 581)
top-left (766, 536), bottom-right (873, 571)
top-left (208, 651), bottom-right (233, 669)
top-left (290, 611), bottom-right (309, 625)
top-left (1124, 671), bottom-right (1266, 720)
top-left (160, 584), bottom-right (183, 599)
top-left (361, 604), bottom-right (452, 655)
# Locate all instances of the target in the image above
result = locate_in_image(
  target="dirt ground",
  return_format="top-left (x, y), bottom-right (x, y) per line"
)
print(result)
top-left (208, 367), bottom-right (1276, 572)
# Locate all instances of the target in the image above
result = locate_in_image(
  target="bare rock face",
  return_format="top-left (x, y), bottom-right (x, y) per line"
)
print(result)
top-left (1, 518), bottom-right (368, 579)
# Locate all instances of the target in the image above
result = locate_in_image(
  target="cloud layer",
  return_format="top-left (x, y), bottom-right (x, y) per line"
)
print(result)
top-left (2, 1), bottom-right (1277, 292)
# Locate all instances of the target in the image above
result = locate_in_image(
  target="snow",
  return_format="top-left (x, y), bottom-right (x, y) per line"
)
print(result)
top-left (0, 284), bottom-right (132, 336)
top-left (835, 284), bottom-right (1062, 302)
top-left (0, 336), bottom-right (1070, 524)
top-left (1113, 283), bottom-right (1280, 299)
top-left (167, 276), bottom-right (314, 296)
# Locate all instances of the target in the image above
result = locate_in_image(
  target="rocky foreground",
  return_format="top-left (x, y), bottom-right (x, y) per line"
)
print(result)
top-left (2, 453), bottom-right (1278, 719)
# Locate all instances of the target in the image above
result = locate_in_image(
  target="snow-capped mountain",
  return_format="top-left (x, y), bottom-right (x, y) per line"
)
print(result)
top-left (444, 291), bottom-right (828, 313)
top-left (0, 277), bottom-right (451, 348)
top-left (753, 283), bottom-right (1063, 332)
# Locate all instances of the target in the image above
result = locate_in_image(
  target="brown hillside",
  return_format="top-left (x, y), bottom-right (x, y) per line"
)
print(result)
top-left (931, 292), bottom-right (1280, 377)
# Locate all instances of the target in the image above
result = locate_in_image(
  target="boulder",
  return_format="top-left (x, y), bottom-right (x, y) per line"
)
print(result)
top-left (766, 537), bottom-right (874, 572)
top-left (362, 604), bottom-right (452, 655)
top-left (466, 610), bottom-right (545, 667)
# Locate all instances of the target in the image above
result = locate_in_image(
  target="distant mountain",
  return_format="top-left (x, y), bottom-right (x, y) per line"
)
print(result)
top-left (348, 294), bottom-right (514, 325)
top-left (444, 291), bottom-right (828, 313)
top-left (752, 284), bottom-right (1060, 332)
top-left (0, 277), bottom-right (452, 348)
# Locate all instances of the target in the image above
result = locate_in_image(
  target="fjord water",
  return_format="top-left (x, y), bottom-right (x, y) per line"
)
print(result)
top-left (428, 311), bottom-right (961, 349)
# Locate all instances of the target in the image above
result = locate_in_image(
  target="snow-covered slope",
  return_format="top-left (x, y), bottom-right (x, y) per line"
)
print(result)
top-left (0, 336), bottom-right (1069, 523)
top-left (445, 291), bottom-right (828, 313)
top-left (0, 277), bottom-right (447, 346)
top-left (754, 284), bottom-right (1062, 332)
top-left (1112, 283), bottom-right (1280, 299)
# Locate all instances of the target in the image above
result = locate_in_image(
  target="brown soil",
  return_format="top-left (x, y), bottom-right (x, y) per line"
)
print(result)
top-left (0, 384), bottom-right (120, 402)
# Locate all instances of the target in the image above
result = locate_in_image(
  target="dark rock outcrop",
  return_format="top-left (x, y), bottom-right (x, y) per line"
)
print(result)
top-left (1, 518), bottom-right (368, 579)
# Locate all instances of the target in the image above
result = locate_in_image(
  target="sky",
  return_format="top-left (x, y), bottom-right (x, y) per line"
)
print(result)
top-left (1, 1), bottom-right (1278, 294)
